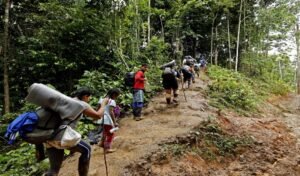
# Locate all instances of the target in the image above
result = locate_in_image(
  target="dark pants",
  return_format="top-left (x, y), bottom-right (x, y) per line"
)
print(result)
top-left (45, 140), bottom-right (91, 176)
top-left (132, 89), bottom-right (144, 118)
top-left (133, 107), bottom-right (142, 117)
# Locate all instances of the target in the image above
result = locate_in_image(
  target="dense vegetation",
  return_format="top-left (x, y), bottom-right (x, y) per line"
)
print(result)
top-left (0, 0), bottom-right (299, 175)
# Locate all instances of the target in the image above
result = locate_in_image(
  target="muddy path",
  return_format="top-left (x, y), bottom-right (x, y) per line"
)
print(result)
top-left (59, 75), bottom-right (300, 176)
top-left (268, 94), bottom-right (300, 148)
top-left (59, 75), bottom-right (214, 176)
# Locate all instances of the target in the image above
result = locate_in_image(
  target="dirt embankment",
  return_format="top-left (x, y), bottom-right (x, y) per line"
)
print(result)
top-left (59, 75), bottom-right (300, 176)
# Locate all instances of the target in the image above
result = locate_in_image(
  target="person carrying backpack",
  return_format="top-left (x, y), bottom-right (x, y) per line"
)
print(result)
top-left (181, 64), bottom-right (193, 89)
top-left (183, 55), bottom-right (196, 83)
top-left (44, 87), bottom-right (108, 176)
top-left (161, 63), bottom-right (180, 104)
top-left (199, 54), bottom-right (207, 73)
top-left (97, 88), bottom-right (121, 153)
top-left (132, 64), bottom-right (148, 121)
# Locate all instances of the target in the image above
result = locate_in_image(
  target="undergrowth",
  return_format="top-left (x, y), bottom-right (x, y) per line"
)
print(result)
top-left (0, 143), bottom-right (48, 176)
top-left (207, 66), bottom-right (258, 111)
top-left (164, 120), bottom-right (253, 161)
top-left (206, 65), bottom-right (292, 112)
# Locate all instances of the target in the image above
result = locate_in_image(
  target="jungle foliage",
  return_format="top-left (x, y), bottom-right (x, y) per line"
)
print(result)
top-left (0, 0), bottom-right (299, 175)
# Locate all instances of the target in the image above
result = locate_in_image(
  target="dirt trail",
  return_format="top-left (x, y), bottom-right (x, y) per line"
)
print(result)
top-left (59, 75), bottom-right (214, 176)
top-left (268, 94), bottom-right (300, 148)
top-left (59, 75), bottom-right (300, 176)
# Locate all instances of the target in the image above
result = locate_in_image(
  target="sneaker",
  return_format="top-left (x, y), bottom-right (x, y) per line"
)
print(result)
top-left (106, 149), bottom-right (116, 153)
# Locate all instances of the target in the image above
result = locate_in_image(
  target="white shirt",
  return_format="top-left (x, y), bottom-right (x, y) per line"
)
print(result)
top-left (97, 98), bottom-right (116, 126)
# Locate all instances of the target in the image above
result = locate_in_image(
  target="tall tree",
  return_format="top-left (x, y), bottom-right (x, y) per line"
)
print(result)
top-left (235, 0), bottom-right (243, 72)
top-left (2, 0), bottom-right (11, 113)
top-left (296, 16), bottom-right (300, 93)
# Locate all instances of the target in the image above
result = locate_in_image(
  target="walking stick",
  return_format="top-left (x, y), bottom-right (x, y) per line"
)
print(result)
top-left (102, 122), bottom-right (109, 176)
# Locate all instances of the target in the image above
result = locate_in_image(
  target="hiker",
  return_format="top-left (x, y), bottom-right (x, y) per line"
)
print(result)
top-left (88, 97), bottom-right (121, 146)
top-left (183, 55), bottom-right (196, 83)
top-left (200, 56), bottom-right (207, 73)
top-left (44, 87), bottom-right (108, 176)
top-left (97, 88), bottom-right (121, 153)
top-left (132, 64), bottom-right (148, 121)
top-left (194, 62), bottom-right (201, 77)
top-left (161, 62), bottom-right (180, 104)
top-left (181, 64), bottom-right (193, 89)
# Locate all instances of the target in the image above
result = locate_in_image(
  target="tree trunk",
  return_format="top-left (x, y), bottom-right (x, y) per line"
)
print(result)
top-left (296, 20), bottom-right (300, 94)
top-left (210, 26), bottom-right (214, 65)
top-left (135, 0), bottom-right (140, 53)
top-left (235, 0), bottom-right (243, 72)
top-left (159, 15), bottom-right (164, 42)
top-left (210, 15), bottom-right (216, 65)
top-left (2, 0), bottom-right (11, 113)
top-left (278, 60), bottom-right (283, 80)
top-left (147, 0), bottom-right (151, 43)
top-left (227, 16), bottom-right (232, 69)
top-left (214, 25), bottom-right (218, 65)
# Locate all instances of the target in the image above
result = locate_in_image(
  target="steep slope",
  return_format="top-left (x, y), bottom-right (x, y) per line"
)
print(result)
top-left (59, 75), bottom-right (300, 176)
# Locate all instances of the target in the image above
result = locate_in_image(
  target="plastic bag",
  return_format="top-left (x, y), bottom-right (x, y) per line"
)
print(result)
top-left (47, 125), bottom-right (81, 149)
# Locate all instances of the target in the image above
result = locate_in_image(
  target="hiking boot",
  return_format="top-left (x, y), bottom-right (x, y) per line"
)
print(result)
top-left (135, 117), bottom-right (142, 121)
top-left (166, 98), bottom-right (171, 104)
top-left (173, 99), bottom-right (179, 105)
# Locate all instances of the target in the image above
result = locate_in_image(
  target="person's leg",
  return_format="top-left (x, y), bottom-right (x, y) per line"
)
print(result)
top-left (35, 144), bottom-right (46, 162)
top-left (165, 89), bottom-right (172, 104)
top-left (44, 147), bottom-right (64, 176)
top-left (103, 125), bottom-right (115, 152)
top-left (69, 140), bottom-right (91, 176)
top-left (135, 107), bottom-right (142, 120)
top-left (132, 90), bottom-right (140, 119)
top-left (183, 76), bottom-right (188, 89)
top-left (173, 89), bottom-right (179, 103)
top-left (133, 90), bottom-right (144, 120)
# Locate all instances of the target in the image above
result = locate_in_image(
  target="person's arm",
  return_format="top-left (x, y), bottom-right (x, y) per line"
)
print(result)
top-left (83, 98), bottom-right (108, 119)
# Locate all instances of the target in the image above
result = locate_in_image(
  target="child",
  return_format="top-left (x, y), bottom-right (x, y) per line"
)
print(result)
top-left (98, 88), bottom-right (121, 153)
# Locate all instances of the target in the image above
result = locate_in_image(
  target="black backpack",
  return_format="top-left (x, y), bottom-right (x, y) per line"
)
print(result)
top-left (124, 72), bottom-right (135, 87)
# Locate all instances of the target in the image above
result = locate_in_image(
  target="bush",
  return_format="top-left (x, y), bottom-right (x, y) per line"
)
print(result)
top-left (0, 143), bottom-right (48, 176)
top-left (207, 66), bottom-right (258, 111)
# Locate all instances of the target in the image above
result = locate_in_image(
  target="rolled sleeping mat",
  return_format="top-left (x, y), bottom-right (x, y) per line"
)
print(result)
top-left (25, 83), bottom-right (87, 120)
top-left (160, 60), bottom-right (176, 69)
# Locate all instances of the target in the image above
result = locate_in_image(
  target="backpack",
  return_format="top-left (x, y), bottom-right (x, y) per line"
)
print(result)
top-left (5, 108), bottom-right (62, 144)
top-left (163, 67), bottom-right (173, 75)
top-left (5, 83), bottom-right (85, 145)
top-left (200, 59), bottom-right (206, 67)
top-left (124, 72), bottom-right (135, 87)
top-left (25, 108), bottom-right (63, 144)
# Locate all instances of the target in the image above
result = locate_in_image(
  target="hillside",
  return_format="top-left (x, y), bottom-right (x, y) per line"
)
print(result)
top-left (59, 74), bottom-right (300, 176)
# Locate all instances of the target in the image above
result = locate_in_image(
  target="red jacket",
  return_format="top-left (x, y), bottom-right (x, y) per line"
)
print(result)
top-left (133, 70), bottom-right (145, 89)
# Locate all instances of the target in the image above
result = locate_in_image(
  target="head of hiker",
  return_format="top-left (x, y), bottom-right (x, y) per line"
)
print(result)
top-left (72, 87), bottom-right (92, 102)
top-left (141, 64), bottom-right (148, 72)
top-left (106, 88), bottom-right (121, 100)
